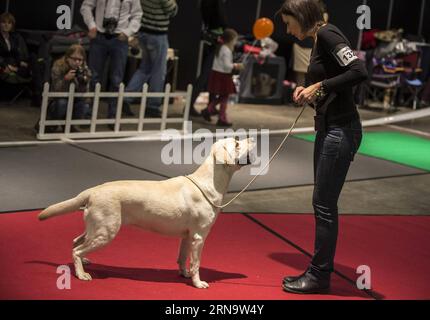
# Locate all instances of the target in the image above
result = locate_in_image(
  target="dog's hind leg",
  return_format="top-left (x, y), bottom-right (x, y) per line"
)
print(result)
top-left (189, 232), bottom-right (209, 289)
top-left (73, 228), bottom-right (119, 281)
top-left (73, 211), bottom-right (121, 281)
top-left (177, 237), bottom-right (191, 278)
top-left (73, 242), bottom-right (92, 281)
top-left (73, 233), bottom-right (91, 265)
top-left (73, 233), bottom-right (86, 246)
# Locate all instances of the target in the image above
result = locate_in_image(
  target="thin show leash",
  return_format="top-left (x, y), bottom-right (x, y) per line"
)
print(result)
top-left (185, 104), bottom-right (308, 209)
top-left (187, 25), bottom-right (324, 207)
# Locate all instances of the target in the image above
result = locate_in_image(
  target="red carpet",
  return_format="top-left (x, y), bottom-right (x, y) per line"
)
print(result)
top-left (0, 211), bottom-right (370, 300)
top-left (251, 213), bottom-right (430, 300)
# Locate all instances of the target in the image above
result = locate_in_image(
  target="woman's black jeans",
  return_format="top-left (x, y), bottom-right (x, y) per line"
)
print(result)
top-left (309, 118), bottom-right (362, 280)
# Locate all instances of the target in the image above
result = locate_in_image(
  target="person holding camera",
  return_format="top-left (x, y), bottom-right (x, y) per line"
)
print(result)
top-left (123, 0), bottom-right (178, 118)
top-left (48, 44), bottom-right (91, 131)
top-left (80, 0), bottom-right (143, 119)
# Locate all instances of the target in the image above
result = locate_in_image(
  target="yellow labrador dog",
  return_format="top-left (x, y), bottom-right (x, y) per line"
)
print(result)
top-left (39, 137), bottom-right (255, 289)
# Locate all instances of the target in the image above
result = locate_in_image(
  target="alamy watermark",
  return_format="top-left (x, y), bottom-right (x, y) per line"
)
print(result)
top-left (356, 265), bottom-right (371, 290)
top-left (56, 265), bottom-right (71, 290)
top-left (357, 5), bottom-right (371, 30)
top-left (55, 262), bottom-right (372, 290)
top-left (56, 5), bottom-right (71, 30)
top-left (161, 123), bottom-right (270, 175)
top-left (54, 4), bottom-right (371, 31)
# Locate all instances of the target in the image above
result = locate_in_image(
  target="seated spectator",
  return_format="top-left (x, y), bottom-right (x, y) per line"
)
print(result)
top-left (48, 44), bottom-right (91, 132)
top-left (0, 12), bottom-right (31, 100)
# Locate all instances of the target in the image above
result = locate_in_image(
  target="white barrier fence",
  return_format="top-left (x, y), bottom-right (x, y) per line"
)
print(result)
top-left (37, 82), bottom-right (193, 140)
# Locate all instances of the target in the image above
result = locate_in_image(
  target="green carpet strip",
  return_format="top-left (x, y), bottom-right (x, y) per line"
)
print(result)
top-left (294, 132), bottom-right (430, 171)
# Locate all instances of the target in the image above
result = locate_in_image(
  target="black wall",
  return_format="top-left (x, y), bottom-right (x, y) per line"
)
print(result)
top-left (1, 0), bottom-right (429, 89)
top-left (391, 0), bottom-right (424, 36)
top-left (367, 0), bottom-right (390, 30)
top-left (5, 0), bottom-right (70, 30)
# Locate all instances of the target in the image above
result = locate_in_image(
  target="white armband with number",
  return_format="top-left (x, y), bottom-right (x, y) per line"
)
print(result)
top-left (333, 45), bottom-right (358, 67)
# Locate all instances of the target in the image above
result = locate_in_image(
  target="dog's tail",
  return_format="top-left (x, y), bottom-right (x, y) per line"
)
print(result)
top-left (38, 190), bottom-right (90, 221)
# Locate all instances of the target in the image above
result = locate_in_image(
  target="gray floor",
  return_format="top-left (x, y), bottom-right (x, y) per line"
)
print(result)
top-left (0, 136), bottom-right (428, 213)
top-left (1, 98), bottom-right (430, 215)
top-left (0, 144), bottom-right (163, 212)
top-left (223, 173), bottom-right (430, 215)
top-left (393, 116), bottom-right (430, 134)
top-left (80, 136), bottom-right (424, 191)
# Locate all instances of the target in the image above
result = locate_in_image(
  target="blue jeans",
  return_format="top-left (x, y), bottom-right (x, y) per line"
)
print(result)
top-left (89, 33), bottom-right (129, 118)
top-left (310, 119), bottom-right (362, 279)
top-left (48, 98), bottom-right (89, 120)
top-left (125, 32), bottom-right (168, 111)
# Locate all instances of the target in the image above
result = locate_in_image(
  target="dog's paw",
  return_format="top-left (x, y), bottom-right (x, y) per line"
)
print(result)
top-left (77, 272), bottom-right (92, 281)
top-left (82, 258), bottom-right (91, 265)
top-left (193, 280), bottom-right (209, 289)
top-left (179, 269), bottom-right (191, 278)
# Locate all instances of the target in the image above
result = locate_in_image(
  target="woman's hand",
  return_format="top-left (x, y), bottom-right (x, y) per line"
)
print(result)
top-left (296, 82), bottom-right (322, 105)
top-left (64, 69), bottom-right (76, 81)
top-left (293, 86), bottom-right (305, 104)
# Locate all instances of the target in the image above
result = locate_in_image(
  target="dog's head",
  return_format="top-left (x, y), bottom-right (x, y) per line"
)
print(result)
top-left (212, 137), bottom-right (256, 169)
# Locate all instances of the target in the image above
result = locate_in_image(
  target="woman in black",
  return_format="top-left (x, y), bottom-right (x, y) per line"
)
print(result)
top-left (0, 12), bottom-right (30, 99)
top-left (279, 0), bottom-right (368, 294)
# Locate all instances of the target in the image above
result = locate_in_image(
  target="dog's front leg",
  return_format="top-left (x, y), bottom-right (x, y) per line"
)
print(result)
top-left (177, 237), bottom-right (191, 278)
top-left (190, 232), bottom-right (209, 289)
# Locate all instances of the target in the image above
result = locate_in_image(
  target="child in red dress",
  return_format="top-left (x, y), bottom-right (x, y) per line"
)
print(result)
top-left (201, 28), bottom-right (243, 127)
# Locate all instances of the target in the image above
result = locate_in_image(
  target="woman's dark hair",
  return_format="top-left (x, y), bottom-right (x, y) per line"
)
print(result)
top-left (216, 28), bottom-right (238, 56)
top-left (0, 12), bottom-right (16, 31)
top-left (279, 0), bottom-right (324, 33)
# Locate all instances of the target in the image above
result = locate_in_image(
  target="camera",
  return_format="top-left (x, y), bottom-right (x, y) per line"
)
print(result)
top-left (130, 47), bottom-right (139, 56)
top-left (103, 17), bottom-right (118, 35)
top-left (75, 67), bottom-right (88, 83)
top-left (128, 37), bottom-right (141, 56)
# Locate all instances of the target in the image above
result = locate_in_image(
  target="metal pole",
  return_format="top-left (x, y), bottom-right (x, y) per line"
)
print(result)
top-left (418, 0), bottom-right (426, 36)
top-left (196, 38), bottom-right (205, 78)
top-left (387, 0), bottom-right (394, 30)
top-left (5, 0), bottom-right (10, 12)
top-left (70, 0), bottom-right (76, 26)
top-left (256, 0), bottom-right (262, 20)
top-left (195, 13), bottom-right (206, 78)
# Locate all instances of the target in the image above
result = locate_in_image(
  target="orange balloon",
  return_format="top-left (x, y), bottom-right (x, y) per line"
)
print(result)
top-left (253, 18), bottom-right (274, 40)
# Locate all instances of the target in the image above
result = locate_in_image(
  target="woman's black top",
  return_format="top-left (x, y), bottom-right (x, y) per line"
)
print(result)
top-left (306, 24), bottom-right (368, 126)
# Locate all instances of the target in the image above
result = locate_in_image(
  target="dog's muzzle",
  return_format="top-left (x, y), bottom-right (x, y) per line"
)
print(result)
top-left (237, 152), bottom-right (254, 166)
